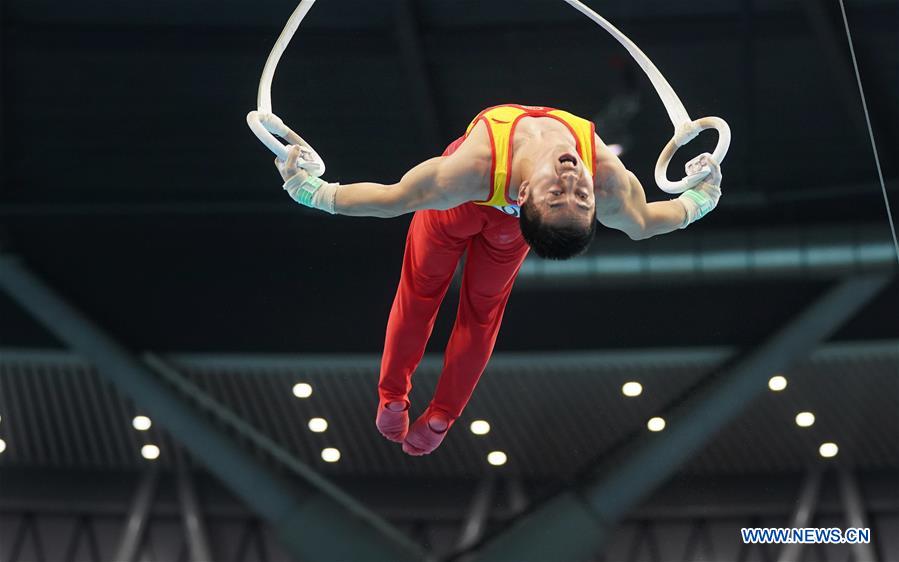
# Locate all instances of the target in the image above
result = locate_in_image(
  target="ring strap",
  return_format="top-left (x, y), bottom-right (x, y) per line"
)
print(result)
top-left (562, 0), bottom-right (731, 194)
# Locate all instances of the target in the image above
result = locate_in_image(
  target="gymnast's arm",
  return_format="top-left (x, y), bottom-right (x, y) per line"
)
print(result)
top-left (276, 136), bottom-right (489, 218)
top-left (593, 136), bottom-right (708, 240)
top-left (333, 153), bottom-right (481, 218)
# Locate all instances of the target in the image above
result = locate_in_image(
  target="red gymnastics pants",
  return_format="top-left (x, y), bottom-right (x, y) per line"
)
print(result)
top-left (377, 138), bottom-right (530, 420)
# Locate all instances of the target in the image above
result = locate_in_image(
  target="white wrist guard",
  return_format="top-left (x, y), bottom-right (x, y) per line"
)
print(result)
top-left (677, 181), bottom-right (721, 228)
top-left (283, 174), bottom-right (339, 214)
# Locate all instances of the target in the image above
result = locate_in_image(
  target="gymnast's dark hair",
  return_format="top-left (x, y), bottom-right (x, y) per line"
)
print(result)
top-left (519, 200), bottom-right (597, 260)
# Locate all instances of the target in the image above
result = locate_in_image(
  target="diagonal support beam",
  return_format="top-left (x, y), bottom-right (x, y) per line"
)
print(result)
top-left (470, 274), bottom-right (891, 562)
top-left (0, 254), bottom-right (429, 562)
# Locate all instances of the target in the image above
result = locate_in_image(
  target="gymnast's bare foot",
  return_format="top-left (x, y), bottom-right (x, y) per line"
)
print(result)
top-left (375, 399), bottom-right (410, 443)
top-left (402, 407), bottom-right (453, 456)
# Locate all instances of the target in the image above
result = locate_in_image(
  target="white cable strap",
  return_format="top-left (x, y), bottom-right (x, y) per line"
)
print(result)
top-left (246, 0), bottom-right (326, 177)
top-left (561, 0), bottom-right (731, 194)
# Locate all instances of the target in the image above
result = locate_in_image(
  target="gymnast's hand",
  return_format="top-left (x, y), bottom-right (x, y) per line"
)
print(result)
top-left (678, 153), bottom-right (722, 227)
top-left (685, 152), bottom-right (722, 188)
top-left (275, 145), bottom-right (339, 214)
top-left (275, 145), bottom-right (309, 183)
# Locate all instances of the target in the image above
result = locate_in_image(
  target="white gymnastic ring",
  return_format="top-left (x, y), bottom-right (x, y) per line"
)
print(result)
top-left (248, 0), bottom-right (327, 177)
top-left (247, 111), bottom-right (289, 160)
top-left (654, 117), bottom-right (731, 194)
top-left (247, 111), bottom-right (327, 177)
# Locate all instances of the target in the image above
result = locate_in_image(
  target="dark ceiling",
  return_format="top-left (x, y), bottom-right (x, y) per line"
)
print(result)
top-left (1, 0), bottom-right (897, 354)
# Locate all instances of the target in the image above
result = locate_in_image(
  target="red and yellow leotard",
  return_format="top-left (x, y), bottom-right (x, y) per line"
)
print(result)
top-left (464, 104), bottom-right (597, 217)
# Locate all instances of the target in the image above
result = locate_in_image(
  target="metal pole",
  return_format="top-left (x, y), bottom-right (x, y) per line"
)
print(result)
top-left (505, 478), bottom-right (529, 516)
top-left (457, 478), bottom-right (496, 551)
top-left (114, 466), bottom-right (159, 562)
top-left (777, 469), bottom-right (823, 562)
top-left (838, 468), bottom-right (879, 562)
top-left (174, 448), bottom-right (214, 562)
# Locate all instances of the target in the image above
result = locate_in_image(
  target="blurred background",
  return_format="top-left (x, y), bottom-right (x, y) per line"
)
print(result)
top-left (0, 0), bottom-right (897, 561)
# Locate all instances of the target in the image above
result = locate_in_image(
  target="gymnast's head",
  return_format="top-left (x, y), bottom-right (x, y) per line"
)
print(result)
top-left (517, 148), bottom-right (597, 260)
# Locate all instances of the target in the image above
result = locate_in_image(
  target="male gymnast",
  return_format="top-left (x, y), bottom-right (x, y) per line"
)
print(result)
top-left (275, 103), bottom-right (722, 456)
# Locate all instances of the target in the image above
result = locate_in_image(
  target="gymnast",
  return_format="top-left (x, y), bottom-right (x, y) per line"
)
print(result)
top-left (274, 103), bottom-right (723, 455)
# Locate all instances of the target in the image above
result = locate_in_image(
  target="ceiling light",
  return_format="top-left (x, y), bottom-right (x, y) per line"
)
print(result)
top-left (470, 420), bottom-right (491, 435)
top-left (0, 439), bottom-right (6, 454)
top-left (621, 381), bottom-right (643, 397)
top-left (647, 417), bottom-right (666, 432)
top-left (608, 143), bottom-right (624, 156)
top-left (321, 447), bottom-right (341, 463)
top-left (141, 444), bottom-right (161, 460)
top-left (768, 375), bottom-right (788, 392)
top-left (795, 411), bottom-right (815, 428)
top-left (487, 451), bottom-right (507, 466)
top-left (308, 417), bottom-right (328, 433)
top-left (292, 383), bottom-right (313, 399)
top-left (132, 416), bottom-right (152, 431)
top-left (819, 442), bottom-right (838, 458)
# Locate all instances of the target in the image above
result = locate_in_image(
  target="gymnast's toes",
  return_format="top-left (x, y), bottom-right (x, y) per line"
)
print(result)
top-left (376, 399), bottom-right (410, 443)
top-left (402, 408), bottom-right (453, 456)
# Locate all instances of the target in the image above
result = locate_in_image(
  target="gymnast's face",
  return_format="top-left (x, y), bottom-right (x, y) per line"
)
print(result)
top-left (518, 148), bottom-right (596, 228)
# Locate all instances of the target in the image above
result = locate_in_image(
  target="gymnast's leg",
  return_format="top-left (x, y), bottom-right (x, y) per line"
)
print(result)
top-left (376, 207), bottom-right (473, 442)
top-left (403, 208), bottom-right (530, 455)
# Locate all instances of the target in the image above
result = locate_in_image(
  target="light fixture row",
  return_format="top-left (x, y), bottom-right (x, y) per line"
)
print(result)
top-left (769, 375), bottom-right (838, 459)
top-left (121, 373), bottom-right (838, 467)
top-left (620, 376), bottom-right (837, 462)
top-left (131, 415), bottom-right (161, 461)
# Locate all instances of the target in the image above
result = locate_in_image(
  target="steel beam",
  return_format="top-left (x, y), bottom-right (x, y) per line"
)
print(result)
top-left (838, 468), bottom-right (879, 562)
top-left (174, 448), bottom-right (213, 562)
top-left (456, 479), bottom-right (496, 552)
top-left (0, 254), bottom-right (429, 562)
top-left (777, 469), bottom-right (822, 562)
top-left (516, 225), bottom-right (896, 287)
top-left (114, 466), bottom-right (159, 562)
top-left (470, 274), bottom-right (891, 562)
